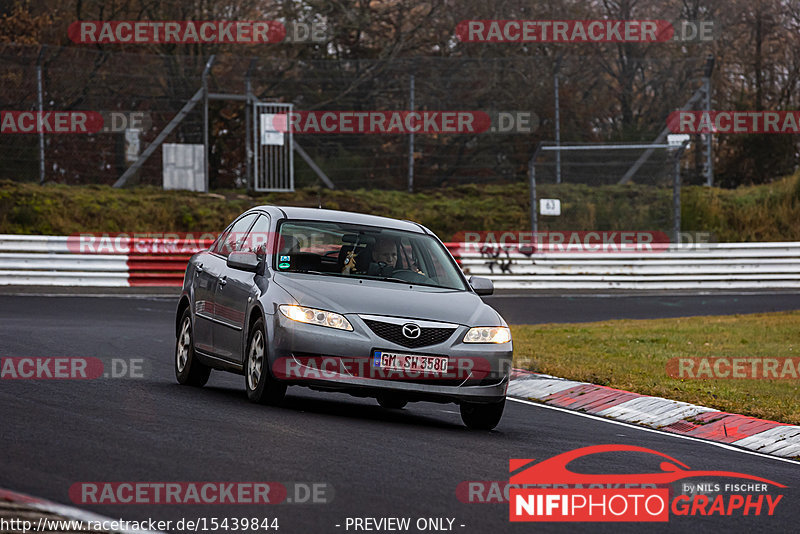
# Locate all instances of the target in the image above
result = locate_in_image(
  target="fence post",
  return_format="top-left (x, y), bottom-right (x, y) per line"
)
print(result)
top-left (528, 144), bottom-right (544, 237)
top-left (554, 56), bottom-right (562, 184)
top-left (407, 73), bottom-right (415, 193)
top-left (202, 56), bottom-right (214, 193)
top-left (37, 46), bottom-right (46, 185)
top-left (528, 156), bottom-right (537, 236)
top-left (703, 54), bottom-right (715, 187)
top-left (245, 60), bottom-right (255, 193)
top-left (673, 141), bottom-right (690, 244)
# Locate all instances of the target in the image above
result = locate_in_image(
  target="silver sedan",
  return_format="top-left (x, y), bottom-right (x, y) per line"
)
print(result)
top-left (175, 207), bottom-right (512, 429)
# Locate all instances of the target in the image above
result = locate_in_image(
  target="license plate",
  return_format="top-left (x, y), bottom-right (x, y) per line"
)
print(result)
top-left (373, 351), bottom-right (448, 373)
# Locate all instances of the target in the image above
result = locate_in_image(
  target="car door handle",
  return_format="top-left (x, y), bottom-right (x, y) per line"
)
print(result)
top-left (218, 276), bottom-right (227, 286)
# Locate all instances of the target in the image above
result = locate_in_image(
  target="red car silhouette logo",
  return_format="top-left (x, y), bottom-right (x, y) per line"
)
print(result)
top-left (510, 444), bottom-right (786, 487)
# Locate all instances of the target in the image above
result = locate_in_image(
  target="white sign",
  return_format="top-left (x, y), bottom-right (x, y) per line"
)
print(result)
top-left (260, 113), bottom-right (284, 146)
top-left (667, 133), bottom-right (691, 147)
top-left (540, 198), bottom-right (561, 216)
top-left (124, 128), bottom-right (140, 163)
top-left (163, 143), bottom-right (204, 191)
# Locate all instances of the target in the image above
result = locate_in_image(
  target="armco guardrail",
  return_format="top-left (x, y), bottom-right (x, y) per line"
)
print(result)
top-left (0, 235), bottom-right (211, 287)
top-left (452, 242), bottom-right (800, 290)
top-left (1, 235), bottom-right (800, 289)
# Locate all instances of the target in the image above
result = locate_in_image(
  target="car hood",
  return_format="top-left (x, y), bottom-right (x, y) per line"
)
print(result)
top-left (272, 272), bottom-right (503, 326)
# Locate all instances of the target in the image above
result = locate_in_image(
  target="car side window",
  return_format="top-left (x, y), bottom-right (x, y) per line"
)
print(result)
top-left (210, 227), bottom-right (231, 253)
top-left (244, 214), bottom-right (271, 255)
top-left (213, 213), bottom-right (258, 258)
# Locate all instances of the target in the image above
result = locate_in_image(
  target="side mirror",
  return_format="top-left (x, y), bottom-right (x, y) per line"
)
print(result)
top-left (469, 276), bottom-right (494, 296)
top-left (227, 251), bottom-right (260, 272)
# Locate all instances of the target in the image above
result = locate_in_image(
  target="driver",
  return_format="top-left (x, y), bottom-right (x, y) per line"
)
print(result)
top-left (369, 237), bottom-right (427, 279)
top-left (372, 237), bottom-right (398, 269)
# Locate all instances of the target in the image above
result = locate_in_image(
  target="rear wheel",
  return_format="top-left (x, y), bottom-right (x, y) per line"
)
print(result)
top-left (460, 399), bottom-right (505, 430)
top-left (376, 394), bottom-right (408, 410)
top-left (175, 309), bottom-right (211, 387)
top-left (245, 318), bottom-right (286, 405)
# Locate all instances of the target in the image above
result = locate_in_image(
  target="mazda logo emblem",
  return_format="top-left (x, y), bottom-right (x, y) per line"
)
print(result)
top-left (402, 323), bottom-right (421, 339)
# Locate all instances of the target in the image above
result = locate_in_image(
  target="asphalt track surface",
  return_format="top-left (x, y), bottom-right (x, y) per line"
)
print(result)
top-left (1, 294), bottom-right (798, 534)
top-left (487, 292), bottom-right (800, 324)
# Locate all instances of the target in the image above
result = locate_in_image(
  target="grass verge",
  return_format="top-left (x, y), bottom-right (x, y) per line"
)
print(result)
top-left (1, 173), bottom-right (800, 241)
top-left (511, 311), bottom-right (800, 425)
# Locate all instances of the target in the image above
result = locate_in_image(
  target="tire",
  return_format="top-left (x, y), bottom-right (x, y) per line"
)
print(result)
top-left (376, 394), bottom-right (408, 410)
top-left (245, 317), bottom-right (287, 405)
top-left (175, 308), bottom-right (211, 387)
top-left (460, 399), bottom-right (505, 430)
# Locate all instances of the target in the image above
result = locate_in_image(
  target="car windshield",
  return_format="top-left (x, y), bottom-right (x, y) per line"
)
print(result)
top-left (274, 220), bottom-right (467, 291)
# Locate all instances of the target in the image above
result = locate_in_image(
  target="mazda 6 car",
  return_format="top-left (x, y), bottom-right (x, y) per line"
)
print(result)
top-left (174, 206), bottom-right (512, 429)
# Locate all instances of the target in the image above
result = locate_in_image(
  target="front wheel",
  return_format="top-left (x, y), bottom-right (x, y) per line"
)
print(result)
top-left (460, 399), bottom-right (505, 430)
top-left (175, 309), bottom-right (211, 387)
top-left (245, 318), bottom-right (287, 405)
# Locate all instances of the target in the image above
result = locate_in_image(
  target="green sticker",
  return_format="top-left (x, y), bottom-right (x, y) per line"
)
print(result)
top-left (278, 262), bottom-right (291, 269)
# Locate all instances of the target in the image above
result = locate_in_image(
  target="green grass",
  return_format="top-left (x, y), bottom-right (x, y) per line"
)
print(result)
top-left (511, 311), bottom-right (800, 424)
top-left (1, 174), bottom-right (800, 240)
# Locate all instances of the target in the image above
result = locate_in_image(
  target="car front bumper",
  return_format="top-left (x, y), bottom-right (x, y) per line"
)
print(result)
top-left (268, 313), bottom-right (512, 404)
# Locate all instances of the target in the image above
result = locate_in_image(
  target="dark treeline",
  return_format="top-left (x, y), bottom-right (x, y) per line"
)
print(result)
top-left (1, 0), bottom-right (798, 189)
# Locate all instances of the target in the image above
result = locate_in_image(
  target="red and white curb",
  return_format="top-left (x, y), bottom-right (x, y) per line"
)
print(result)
top-left (508, 369), bottom-right (800, 458)
top-left (0, 488), bottom-right (161, 534)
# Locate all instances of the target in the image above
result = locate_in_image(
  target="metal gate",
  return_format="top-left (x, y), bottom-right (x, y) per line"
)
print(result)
top-left (253, 102), bottom-right (294, 192)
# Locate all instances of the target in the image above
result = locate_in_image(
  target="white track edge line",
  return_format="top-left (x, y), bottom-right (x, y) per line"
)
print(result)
top-left (0, 490), bottom-right (164, 534)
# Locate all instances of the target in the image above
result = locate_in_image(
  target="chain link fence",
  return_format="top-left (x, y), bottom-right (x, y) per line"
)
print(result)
top-left (1, 44), bottom-right (709, 193)
top-left (531, 142), bottom-right (681, 234)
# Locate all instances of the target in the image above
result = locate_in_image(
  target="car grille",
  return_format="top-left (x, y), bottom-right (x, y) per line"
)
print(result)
top-left (362, 319), bottom-right (456, 348)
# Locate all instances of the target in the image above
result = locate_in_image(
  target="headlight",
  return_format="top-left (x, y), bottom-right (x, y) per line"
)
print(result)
top-left (463, 326), bottom-right (511, 344)
top-left (279, 304), bottom-right (353, 331)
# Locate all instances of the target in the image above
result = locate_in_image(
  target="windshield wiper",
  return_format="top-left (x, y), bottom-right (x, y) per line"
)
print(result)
top-left (367, 276), bottom-right (445, 288)
top-left (283, 270), bottom-right (339, 277)
top-left (380, 277), bottom-right (416, 284)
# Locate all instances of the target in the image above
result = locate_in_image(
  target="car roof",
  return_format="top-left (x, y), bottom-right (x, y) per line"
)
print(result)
top-left (250, 206), bottom-right (428, 234)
